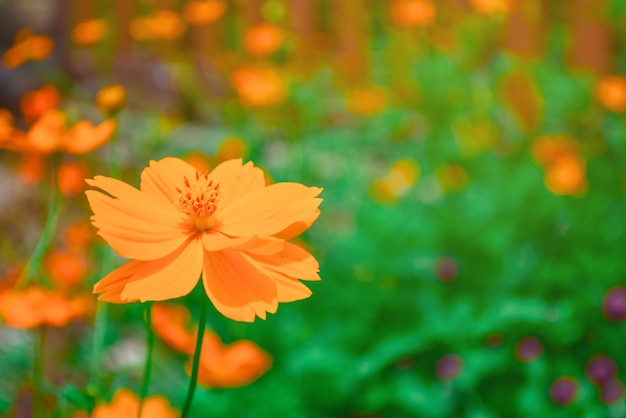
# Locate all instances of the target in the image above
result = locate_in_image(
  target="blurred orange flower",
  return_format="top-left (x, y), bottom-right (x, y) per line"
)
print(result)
top-left (346, 86), bottom-right (388, 116)
top-left (86, 158), bottom-right (322, 322)
top-left (151, 302), bottom-right (196, 353)
top-left (0, 109), bottom-right (24, 151)
top-left (0, 286), bottom-right (93, 329)
top-left (58, 161), bottom-right (90, 196)
top-left (13, 109), bottom-right (116, 155)
top-left (390, 0), bottom-right (436, 27)
top-left (436, 164), bottom-right (469, 193)
top-left (544, 154), bottom-right (587, 196)
top-left (90, 389), bottom-right (177, 418)
top-left (96, 84), bottom-right (126, 115)
top-left (216, 136), bottom-right (247, 162)
top-left (71, 19), bottom-right (108, 46)
top-left (183, 0), bottom-right (227, 25)
top-left (469, 0), bottom-right (512, 14)
top-left (231, 66), bottom-right (287, 107)
top-left (45, 249), bottom-right (89, 288)
top-left (17, 153), bottom-right (46, 184)
top-left (130, 10), bottom-right (186, 41)
top-left (21, 85), bottom-right (61, 122)
top-left (595, 75), bottom-right (626, 113)
top-left (244, 23), bottom-right (286, 57)
top-left (532, 136), bottom-right (587, 196)
top-left (371, 158), bottom-right (420, 203)
top-left (62, 221), bottom-right (95, 252)
top-left (2, 28), bottom-right (53, 69)
top-left (189, 332), bottom-right (272, 389)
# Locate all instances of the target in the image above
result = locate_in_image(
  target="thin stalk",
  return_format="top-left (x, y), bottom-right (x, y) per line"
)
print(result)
top-left (138, 302), bottom-right (154, 418)
top-left (16, 159), bottom-right (63, 287)
top-left (88, 117), bottom-right (120, 398)
top-left (181, 296), bottom-right (207, 418)
top-left (33, 326), bottom-right (46, 417)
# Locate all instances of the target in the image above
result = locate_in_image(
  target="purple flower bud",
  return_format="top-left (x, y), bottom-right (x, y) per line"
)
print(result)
top-left (515, 337), bottom-right (543, 362)
top-left (586, 355), bottom-right (617, 385)
top-left (550, 376), bottom-right (578, 406)
top-left (599, 379), bottom-right (624, 404)
top-left (436, 354), bottom-right (463, 380)
top-left (603, 286), bottom-right (626, 321)
top-left (435, 257), bottom-right (458, 282)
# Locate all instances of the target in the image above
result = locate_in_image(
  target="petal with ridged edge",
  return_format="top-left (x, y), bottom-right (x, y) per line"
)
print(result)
top-left (245, 242), bottom-right (320, 281)
top-left (210, 159), bottom-right (265, 209)
top-left (86, 176), bottom-right (192, 260)
top-left (202, 249), bottom-right (277, 322)
top-left (245, 256), bottom-right (313, 303)
top-left (94, 260), bottom-right (143, 303)
top-left (120, 236), bottom-right (204, 302)
top-left (140, 157), bottom-right (197, 205)
top-left (217, 183), bottom-right (322, 237)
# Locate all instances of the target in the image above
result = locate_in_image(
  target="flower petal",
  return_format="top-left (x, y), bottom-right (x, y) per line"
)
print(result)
top-left (86, 176), bottom-right (193, 260)
top-left (217, 183), bottom-right (323, 237)
top-left (140, 157), bottom-right (197, 205)
top-left (62, 119), bottom-right (116, 154)
top-left (94, 260), bottom-right (143, 303)
top-left (210, 159), bottom-right (265, 208)
top-left (246, 242), bottom-right (321, 281)
top-left (121, 237), bottom-right (204, 302)
top-left (202, 249), bottom-right (277, 322)
top-left (202, 230), bottom-right (284, 255)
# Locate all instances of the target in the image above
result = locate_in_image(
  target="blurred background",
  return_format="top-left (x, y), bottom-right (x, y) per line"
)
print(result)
top-left (1, 0), bottom-right (626, 416)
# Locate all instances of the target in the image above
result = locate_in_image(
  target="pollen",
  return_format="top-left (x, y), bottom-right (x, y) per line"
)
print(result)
top-left (176, 171), bottom-right (220, 231)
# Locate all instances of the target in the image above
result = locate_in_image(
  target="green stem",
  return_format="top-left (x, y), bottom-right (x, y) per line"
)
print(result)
top-left (181, 296), bottom-right (207, 418)
top-left (17, 173), bottom-right (62, 287)
top-left (138, 302), bottom-right (154, 418)
top-left (33, 326), bottom-right (46, 418)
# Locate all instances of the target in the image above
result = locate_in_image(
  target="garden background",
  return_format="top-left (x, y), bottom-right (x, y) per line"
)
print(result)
top-left (1, 0), bottom-right (626, 417)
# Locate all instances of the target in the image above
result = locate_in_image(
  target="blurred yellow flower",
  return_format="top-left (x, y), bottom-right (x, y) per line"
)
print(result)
top-left (346, 86), bottom-right (388, 116)
top-left (371, 158), bottom-right (420, 203)
top-left (130, 10), bottom-right (186, 41)
top-left (96, 84), bottom-right (126, 115)
top-left (469, 0), bottom-right (512, 14)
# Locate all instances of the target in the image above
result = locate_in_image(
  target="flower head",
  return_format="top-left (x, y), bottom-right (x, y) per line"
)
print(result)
top-left (89, 389), bottom-right (177, 418)
top-left (86, 158), bottom-right (322, 322)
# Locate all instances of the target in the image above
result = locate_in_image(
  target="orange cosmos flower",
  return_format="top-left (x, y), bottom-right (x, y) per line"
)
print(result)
top-left (45, 249), bottom-right (89, 287)
top-left (96, 84), bottom-right (126, 115)
top-left (244, 23), bottom-right (286, 57)
top-left (16, 109), bottom-right (115, 155)
top-left (544, 153), bottom-right (587, 196)
top-left (0, 286), bottom-right (93, 329)
top-left (345, 86), bottom-right (388, 116)
top-left (2, 28), bottom-right (53, 69)
top-left (130, 10), bottom-right (186, 41)
top-left (183, 0), bottom-right (227, 25)
top-left (469, 0), bottom-right (512, 14)
top-left (436, 164), bottom-right (469, 193)
top-left (89, 389), bottom-right (178, 418)
top-left (151, 302), bottom-right (196, 353)
top-left (231, 66), bottom-right (287, 107)
top-left (0, 109), bottom-right (24, 150)
top-left (62, 220), bottom-right (95, 252)
top-left (71, 19), bottom-right (108, 46)
top-left (58, 161), bottom-right (90, 196)
top-left (390, 0), bottom-right (436, 28)
top-left (86, 158), bottom-right (322, 322)
top-left (188, 332), bottom-right (272, 388)
top-left (21, 85), bottom-right (61, 122)
top-left (595, 75), bottom-right (626, 113)
top-left (17, 153), bottom-right (46, 184)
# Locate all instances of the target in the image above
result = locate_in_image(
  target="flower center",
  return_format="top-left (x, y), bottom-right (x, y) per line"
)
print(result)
top-left (175, 171), bottom-right (220, 231)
